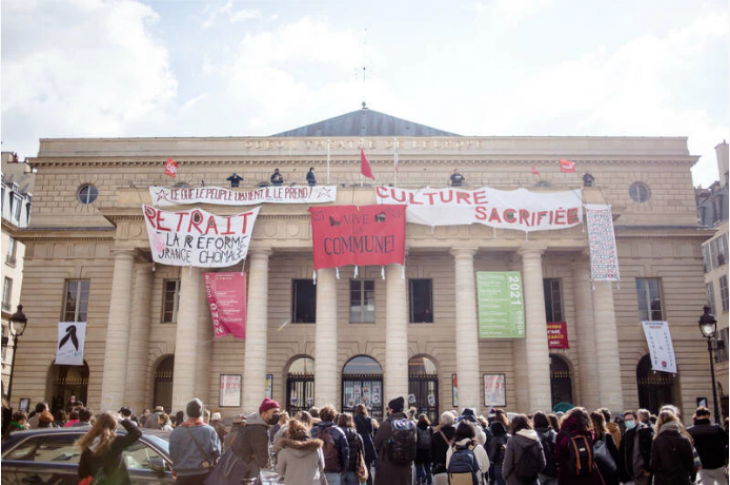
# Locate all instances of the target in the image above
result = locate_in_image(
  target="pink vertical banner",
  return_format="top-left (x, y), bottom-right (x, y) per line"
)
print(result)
top-left (203, 272), bottom-right (247, 339)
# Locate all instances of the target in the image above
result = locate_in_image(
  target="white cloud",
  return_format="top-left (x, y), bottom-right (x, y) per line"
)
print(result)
top-left (201, 0), bottom-right (260, 29)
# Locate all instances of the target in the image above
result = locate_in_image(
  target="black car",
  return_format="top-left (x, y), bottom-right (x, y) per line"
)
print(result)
top-left (1, 427), bottom-right (174, 485)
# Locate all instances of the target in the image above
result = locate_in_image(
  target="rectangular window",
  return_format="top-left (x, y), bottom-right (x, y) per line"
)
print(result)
top-left (350, 280), bottom-right (375, 323)
top-left (12, 195), bottom-right (21, 222)
top-left (715, 327), bottom-right (729, 363)
top-left (543, 279), bottom-right (564, 322)
top-left (707, 282), bottom-right (716, 315)
top-left (702, 245), bottom-right (711, 273)
top-left (292, 280), bottom-right (316, 323)
top-left (162, 279), bottom-right (180, 323)
top-left (409, 279), bottom-right (433, 323)
top-left (720, 275), bottom-right (729, 313)
top-left (5, 236), bottom-right (16, 267)
top-left (62, 280), bottom-right (90, 322)
top-left (717, 234), bottom-right (727, 267)
top-left (635, 278), bottom-right (664, 321)
top-left (2, 277), bottom-right (12, 311)
top-left (1, 324), bottom-right (7, 361)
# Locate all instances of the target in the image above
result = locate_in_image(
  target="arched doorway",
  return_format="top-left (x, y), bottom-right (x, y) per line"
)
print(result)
top-left (48, 361), bottom-right (89, 414)
top-left (408, 356), bottom-right (439, 423)
top-left (286, 356), bottom-right (315, 416)
top-left (342, 356), bottom-right (384, 421)
top-left (154, 356), bottom-right (174, 413)
top-left (637, 354), bottom-right (675, 414)
top-left (549, 354), bottom-right (573, 409)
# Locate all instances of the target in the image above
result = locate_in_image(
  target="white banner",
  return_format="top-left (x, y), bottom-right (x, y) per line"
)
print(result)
top-left (375, 186), bottom-right (583, 232)
top-left (586, 204), bottom-right (620, 281)
top-left (642, 321), bottom-right (677, 374)
top-left (143, 204), bottom-right (260, 268)
top-left (150, 185), bottom-right (337, 207)
top-left (56, 322), bottom-right (86, 366)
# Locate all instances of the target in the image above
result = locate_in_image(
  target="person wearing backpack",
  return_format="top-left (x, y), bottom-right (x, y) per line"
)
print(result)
top-left (373, 396), bottom-right (417, 485)
top-left (446, 421), bottom-right (490, 485)
top-left (555, 407), bottom-right (603, 485)
top-left (502, 414), bottom-right (545, 485)
top-left (310, 404), bottom-right (350, 485)
top-left (431, 411), bottom-right (457, 485)
top-left (487, 413), bottom-right (511, 485)
top-left (354, 404), bottom-right (377, 485)
top-left (532, 412), bottom-right (558, 485)
top-left (415, 414), bottom-right (433, 485)
top-left (589, 411), bottom-right (619, 485)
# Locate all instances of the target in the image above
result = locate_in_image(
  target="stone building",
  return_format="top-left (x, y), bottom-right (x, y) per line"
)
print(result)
top-left (10, 108), bottom-right (718, 422)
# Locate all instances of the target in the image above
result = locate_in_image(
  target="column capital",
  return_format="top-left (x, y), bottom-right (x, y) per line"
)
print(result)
top-left (110, 248), bottom-right (137, 259)
top-left (249, 248), bottom-right (272, 260)
top-left (517, 246), bottom-right (546, 258)
top-left (450, 247), bottom-right (478, 258)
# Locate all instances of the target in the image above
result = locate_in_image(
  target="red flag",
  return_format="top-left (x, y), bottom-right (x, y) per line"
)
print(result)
top-left (531, 165), bottom-right (539, 175)
top-left (361, 147), bottom-right (375, 179)
top-left (559, 159), bottom-right (575, 173)
top-left (164, 158), bottom-right (178, 178)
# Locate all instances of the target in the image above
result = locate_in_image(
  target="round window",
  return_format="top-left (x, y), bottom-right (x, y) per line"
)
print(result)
top-left (629, 182), bottom-right (651, 203)
top-left (77, 185), bottom-right (98, 204)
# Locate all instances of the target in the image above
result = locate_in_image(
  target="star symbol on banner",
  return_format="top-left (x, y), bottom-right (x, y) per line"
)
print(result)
top-left (156, 189), bottom-right (170, 204)
top-left (316, 187), bottom-right (332, 199)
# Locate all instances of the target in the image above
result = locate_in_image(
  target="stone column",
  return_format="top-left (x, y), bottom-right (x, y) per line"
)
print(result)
top-left (243, 249), bottom-right (271, 412)
top-left (124, 263), bottom-right (152, 412)
top-left (385, 263), bottom-right (409, 404)
top-left (571, 259), bottom-right (600, 410)
top-left (592, 281), bottom-right (624, 413)
top-left (315, 268), bottom-right (338, 406)
top-left (451, 248), bottom-right (480, 410)
top-left (100, 250), bottom-right (136, 411)
top-left (195, 279), bottom-right (212, 405)
top-left (519, 248), bottom-right (552, 412)
top-left (171, 267), bottom-right (202, 415)
top-left (509, 259), bottom-right (529, 412)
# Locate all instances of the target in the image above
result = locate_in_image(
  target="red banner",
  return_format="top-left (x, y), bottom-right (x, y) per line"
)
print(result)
top-left (559, 159), bottom-right (575, 173)
top-left (203, 272), bottom-right (247, 339)
top-left (164, 158), bottom-right (178, 177)
top-left (309, 205), bottom-right (406, 270)
top-left (547, 322), bottom-right (569, 349)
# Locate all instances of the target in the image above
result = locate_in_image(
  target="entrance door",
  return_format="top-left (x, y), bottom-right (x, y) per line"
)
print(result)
top-left (342, 356), bottom-right (384, 422)
top-left (408, 356), bottom-right (439, 423)
top-left (637, 354), bottom-right (675, 414)
top-left (286, 357), bottom-right (315, 415)
top-left (154, 356), bottom-right (174, 413)
top-left (49, 362), bottom-right (89, 414)
top-left (549, 354), bottom-right (573, 410)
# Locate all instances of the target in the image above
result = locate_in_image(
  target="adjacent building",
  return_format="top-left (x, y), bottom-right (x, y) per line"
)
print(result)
top-left (9, 107), bottom-right (719, 422)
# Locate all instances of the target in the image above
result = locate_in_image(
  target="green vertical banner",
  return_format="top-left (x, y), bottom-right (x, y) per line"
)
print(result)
top-left (477, 271), bottom-right (525, 338)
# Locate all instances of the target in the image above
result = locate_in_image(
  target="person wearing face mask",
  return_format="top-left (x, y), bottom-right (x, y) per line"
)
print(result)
top-left (618, 410), bottom-right (637, 484)
top-left (232, 397), bottom-right (282, 482)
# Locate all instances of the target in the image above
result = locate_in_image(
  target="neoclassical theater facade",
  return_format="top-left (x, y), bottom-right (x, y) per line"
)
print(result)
top-left (11, 109), bottom-right (716, 422)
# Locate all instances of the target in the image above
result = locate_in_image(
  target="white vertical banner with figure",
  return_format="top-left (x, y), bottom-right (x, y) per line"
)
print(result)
top-left (56, 322), bottom-right (86, 366)
top-left (586, 204), bottom-right (621, 281)
top-left (642, 321), bottom-right (677, 374)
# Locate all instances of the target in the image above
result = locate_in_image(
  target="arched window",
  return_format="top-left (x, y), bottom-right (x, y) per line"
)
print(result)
top-left (342, 356), bottom-right (383, 421)
top-left (636, 354), bottom-right (675, 414)
top-left (549, 354), bottom-right (573, 410)
top-left (48, 361), bottom-right (89, 414)
top-left (286, 356), bottom-right (315, 415)
top-left (154, 356), bottom-right (174, 413)
top-left (408, 356), bottom-right (439, 423)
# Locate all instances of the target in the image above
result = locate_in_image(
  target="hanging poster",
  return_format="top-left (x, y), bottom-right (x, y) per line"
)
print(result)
top-left (150, 185), bottom-right (337, 207)
top-left (55, 322), bottom-right (86, 366)
top-left (452, 374), bottom-right (459, 407)
top-left (265, 375), bottom-right (273, 399)
top-left (375, 186), bottom-right (582, 232)
top-left (142, 204), bottom-right (260, 268)
top-left (547, 322), bottom-right (569, 349)
top-left (219, 374), bottom-right (242, 407)
top-left (477, 272), bottom-right (525, 338)
top-left (642, 321), bottom-right (677, 374)
top-left (309, 205), bottom-right (406, 270)
top-left (372, 383), bottom-right (382, 406)
top-left (203, 272), bottom-right (247, 339)
top-left (484, 374), bottom-right (507, 407)
top-left (586, 204), bottom-right (620, 281)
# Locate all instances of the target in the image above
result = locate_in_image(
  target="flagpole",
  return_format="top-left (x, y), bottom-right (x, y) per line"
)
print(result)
top-left (326, 139), bottom-right (331, 185)
top-left (360, 138), bottom-right (364, 188)
top-left (393, 138), bottom-right (398, 187)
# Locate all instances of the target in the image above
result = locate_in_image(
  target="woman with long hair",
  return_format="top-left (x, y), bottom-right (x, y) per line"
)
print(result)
top-left (338, 413), bottom-right (366, 485)
top-left (502, 414), bottom-right (545, 485)
top-left (445, 421), bottom-right (490, 483)
top-left (414, 414), bottom-right (433, 485)
top-left (77, 411), bottom-right (142, 485)
top-left (650, 410), bottom-right (694, 485)
top-left (589, 411), bottom-right (619, 485)
top-left (276, 418), bottom-right (326, 485)
top-left (353, 404), bottom-right (377, 485)
top-left (295, 410), bottom-right (314, 430)
top-left (555, 407), bottom-right (603, 485)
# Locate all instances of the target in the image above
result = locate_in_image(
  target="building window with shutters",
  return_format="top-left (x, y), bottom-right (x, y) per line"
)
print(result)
top-left (707, 282), bottom-right (716, 315)
top-left (720, 275), bottom-right (729, 313)
top-left (2, 277), bottom-right (12, 311)
top-left (636, 278), bottom-right (664, 321)
top-left (543, 279), bottom-right (564, 322)
top-left (5, 236), bottom-right (16, 267)
top-left (62, 280), bottom-right (90, 322)
top-left (409, 279), bottom-right (433, 323)
top-left (292, 280), bottom-right (316, 323)
top-left (350, 280), bottom-right (375, 323)
top-left (162, 279), bottom-right (180, 323)
top-left (715, 328), bottom-right (729, 363)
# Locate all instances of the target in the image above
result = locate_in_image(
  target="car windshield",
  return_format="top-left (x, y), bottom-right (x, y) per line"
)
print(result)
top-left (143, 433), bottom-right (169, 455)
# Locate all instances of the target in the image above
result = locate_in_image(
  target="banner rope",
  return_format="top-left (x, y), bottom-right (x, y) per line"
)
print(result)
top-left (313, 269), bottom-right (317, 285)
top-left (353, 265), bottom-right (358, 279)
top-left (336, 267), bottom-right (340, 279)
top-left (381, 265), bottom-right (385, 280)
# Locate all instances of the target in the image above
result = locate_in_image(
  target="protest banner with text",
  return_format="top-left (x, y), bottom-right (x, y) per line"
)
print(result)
top-left (642, 321), bottom-right (677, 374)
top-left (477, 271), bottom-right (525, 338)
top-left (204, 272), bottom-right (247, 339)
top-left (547, 322), bottom-right (569, 349)
top-left (309, 205), bottom-right (406, 270)
top-left (586, 204), bottom-right (621, 281)
top-left (143, 204), bottom-right (260, 268)
top-left (150, 185), bottom-right (337, 207)
top-left (375, 186), bottom-right (582, 232)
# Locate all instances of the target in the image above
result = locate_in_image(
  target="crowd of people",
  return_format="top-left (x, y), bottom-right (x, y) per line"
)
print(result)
top-left (3, 394), bottom-right (729, 485)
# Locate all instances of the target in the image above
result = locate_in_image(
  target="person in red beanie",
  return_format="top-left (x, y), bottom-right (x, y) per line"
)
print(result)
top-left (232, 397), bottom-right (281, 482)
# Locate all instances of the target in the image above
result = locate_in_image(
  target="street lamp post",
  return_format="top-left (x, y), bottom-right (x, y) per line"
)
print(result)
top-left (698, 306), bottom-right (721, 424)
top-left (5, 305), bottom-right (27, 404)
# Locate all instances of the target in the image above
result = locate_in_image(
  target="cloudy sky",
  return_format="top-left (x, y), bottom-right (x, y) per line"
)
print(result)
top-left (2, 0), bottom-right (728, 186)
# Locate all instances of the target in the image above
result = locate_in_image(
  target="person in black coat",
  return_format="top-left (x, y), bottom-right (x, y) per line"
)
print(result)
top-left (430, 411), bottom-right (457, 479)
top-left (270, 168), bottom-right (284, 186)
top-left (590, 411), bottom-right (619, 485)
top-left (354, 404), bottom-right (377, 485)
top-left (687, 406), bottom-right (729, 485)
top-left (306, 167), bottom-right (316, 187)
top-left (78, 411), bottom-right (142, 485)
top-left (649, 410), bottom-right (694, 485)
top-left (415, 414), bottom-right (433, 485)
top-left (338, 413), bottom-right (366, 483)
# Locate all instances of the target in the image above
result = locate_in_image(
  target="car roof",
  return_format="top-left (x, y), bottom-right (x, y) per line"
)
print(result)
top-left (2, 427), bottom-right (170, 453)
